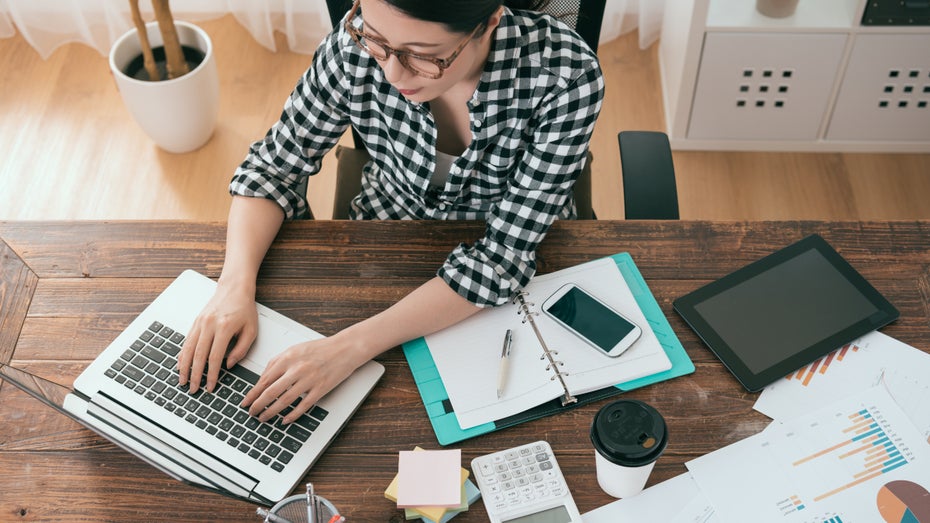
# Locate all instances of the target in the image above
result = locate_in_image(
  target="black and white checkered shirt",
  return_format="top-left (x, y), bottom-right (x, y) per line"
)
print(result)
top-left (230, 8), bottom-right (604, 307)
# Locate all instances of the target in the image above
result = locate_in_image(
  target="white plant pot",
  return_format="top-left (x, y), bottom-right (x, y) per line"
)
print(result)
top-left (109, 21), bottom-right (219, 153)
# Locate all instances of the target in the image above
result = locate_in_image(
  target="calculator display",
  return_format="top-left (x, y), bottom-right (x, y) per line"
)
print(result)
top-left (502, 505), bottom-right (572, 523)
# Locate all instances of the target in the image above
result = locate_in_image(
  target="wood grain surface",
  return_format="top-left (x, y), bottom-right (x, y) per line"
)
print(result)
top-left (1, 220), bottom-right (928, 522)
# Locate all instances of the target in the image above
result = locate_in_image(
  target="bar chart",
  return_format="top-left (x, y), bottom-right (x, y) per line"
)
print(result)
top-left (755, 332), bottom-right (930, 440)
top-left (790, 407), bottom-right (909, 502)
top-left (687, 386), bottom-right (930, 522)
top-left (788, 343), bottom-right (859, 387)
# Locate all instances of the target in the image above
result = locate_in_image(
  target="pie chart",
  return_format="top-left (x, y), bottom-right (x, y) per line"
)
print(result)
top-left (877, 480), bottom-right (930, 523)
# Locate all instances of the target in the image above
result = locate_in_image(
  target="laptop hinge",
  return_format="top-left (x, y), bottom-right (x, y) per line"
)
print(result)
top-left (88, 392), bottom-right (260, 499)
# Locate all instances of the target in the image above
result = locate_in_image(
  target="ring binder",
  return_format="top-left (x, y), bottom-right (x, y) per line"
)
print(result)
top-left (514, 292), bottom-right (578, 406)
top-left (413, 256), bottom-right (678, 432)
top-left (403, 253), bottom-right (694, 444)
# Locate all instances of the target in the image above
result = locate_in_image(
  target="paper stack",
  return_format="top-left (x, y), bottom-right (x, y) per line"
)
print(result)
top-left (385, 447), bottom-right (481, 522)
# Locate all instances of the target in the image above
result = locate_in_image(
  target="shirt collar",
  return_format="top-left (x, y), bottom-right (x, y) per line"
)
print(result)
top-left (473, 8), bottom-right (523, 106)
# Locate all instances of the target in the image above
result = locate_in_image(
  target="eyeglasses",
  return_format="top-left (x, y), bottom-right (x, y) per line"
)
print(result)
top-left (344, 0), bottom-right (482, 80)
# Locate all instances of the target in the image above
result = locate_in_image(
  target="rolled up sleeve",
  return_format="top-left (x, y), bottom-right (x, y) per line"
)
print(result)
top-left (229, 31), bottom-right (351, 219)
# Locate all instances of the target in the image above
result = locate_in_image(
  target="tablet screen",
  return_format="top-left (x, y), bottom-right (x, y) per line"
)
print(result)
top-left (692, 249), bottom-right (880, 373)
top-left (674, 235), bottom-right (899, 391)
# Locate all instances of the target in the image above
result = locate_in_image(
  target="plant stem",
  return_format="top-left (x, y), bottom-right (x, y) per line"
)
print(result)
top-left (129, 0), bottom-right (159, 81)
top-left (152, 0), bottom-right (189, 79)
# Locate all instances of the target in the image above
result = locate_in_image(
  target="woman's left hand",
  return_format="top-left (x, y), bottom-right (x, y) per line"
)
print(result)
top-left (240, 337), bottom-right (361, 424)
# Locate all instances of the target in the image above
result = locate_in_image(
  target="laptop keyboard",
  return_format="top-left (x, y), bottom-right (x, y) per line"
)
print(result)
top-left (103, 321), bottom-right (329, 473)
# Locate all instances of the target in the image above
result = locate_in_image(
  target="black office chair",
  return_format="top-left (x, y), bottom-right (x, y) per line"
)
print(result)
top-left (618, 131), bottom-right (679, 220)
top-left (317, 0), bottom-right (679, 220)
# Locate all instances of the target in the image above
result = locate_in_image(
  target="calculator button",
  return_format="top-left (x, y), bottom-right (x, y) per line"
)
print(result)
top-left (473, 441), bottom-right (579, 522)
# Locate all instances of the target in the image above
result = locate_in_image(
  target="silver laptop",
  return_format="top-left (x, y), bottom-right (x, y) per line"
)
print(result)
top-left (0, 269), bottom-right (384, 505)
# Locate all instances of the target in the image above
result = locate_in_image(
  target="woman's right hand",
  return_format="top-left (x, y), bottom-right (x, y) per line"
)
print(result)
top-left (178, 279), bottom-right (258, 394)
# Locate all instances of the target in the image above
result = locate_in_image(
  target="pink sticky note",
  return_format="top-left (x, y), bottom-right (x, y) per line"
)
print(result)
top-left (396, 449), bottom-right (462, 508)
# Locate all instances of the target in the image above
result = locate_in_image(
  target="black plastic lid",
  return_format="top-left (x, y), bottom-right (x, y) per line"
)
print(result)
top-left (590, 399), bottom-right (667, 467)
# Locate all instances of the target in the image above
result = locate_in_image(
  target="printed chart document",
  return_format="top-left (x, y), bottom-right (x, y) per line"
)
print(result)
top-left (687, 386), bottom-right (930, 522)
top-left (754, 331), bottom-right (930, 440)
top-left (582, 472), bottom-right (717, 523)
top-left (425, 258), bottom-right (672, 429)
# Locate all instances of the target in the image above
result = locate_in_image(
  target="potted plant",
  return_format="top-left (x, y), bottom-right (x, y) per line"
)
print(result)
top-left (109, 0), bottom-right (219, 153)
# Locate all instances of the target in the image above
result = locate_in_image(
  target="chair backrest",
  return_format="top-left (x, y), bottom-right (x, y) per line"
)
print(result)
top-left (541, 0), bottom-right (606, 53)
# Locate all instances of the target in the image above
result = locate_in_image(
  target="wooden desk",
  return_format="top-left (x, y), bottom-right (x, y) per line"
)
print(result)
top-left (1, 221), bottom-right (928, 521)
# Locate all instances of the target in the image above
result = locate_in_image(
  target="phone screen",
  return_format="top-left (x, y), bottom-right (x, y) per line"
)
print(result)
top-left (544, 286), bottom-right (637, 352)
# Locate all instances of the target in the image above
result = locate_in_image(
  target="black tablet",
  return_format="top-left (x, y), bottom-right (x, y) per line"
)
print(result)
top-left (673, 234), bottom-right (899, 392)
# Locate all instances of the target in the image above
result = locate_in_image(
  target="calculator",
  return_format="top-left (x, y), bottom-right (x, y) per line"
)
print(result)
top-left (471, 440), bottom-right (582, 523)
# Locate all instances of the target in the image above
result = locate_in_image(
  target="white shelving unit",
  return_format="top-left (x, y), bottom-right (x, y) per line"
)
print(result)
top-left (659, 0), bottom-right (930, 151)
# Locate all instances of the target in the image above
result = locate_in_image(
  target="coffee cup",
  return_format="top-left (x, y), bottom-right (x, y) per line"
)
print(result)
top-left (590, 399), bottom-right (668, 498)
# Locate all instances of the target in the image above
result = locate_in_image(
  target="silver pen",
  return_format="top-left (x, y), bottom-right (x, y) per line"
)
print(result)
top-left (497, 329), bottom-right (513, 398)
top-left (306, 483), bottom-right (316, 523)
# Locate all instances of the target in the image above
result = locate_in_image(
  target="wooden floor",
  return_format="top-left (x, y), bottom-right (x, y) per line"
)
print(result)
top-left (1, 15), bottom-right (928, 221)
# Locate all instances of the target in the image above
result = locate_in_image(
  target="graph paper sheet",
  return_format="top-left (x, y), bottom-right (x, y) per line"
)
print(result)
top-left (582, 472), bottom-right (717, 523)
top-left (753, 331), bottom-right (930, 441)
top-left (687, 385), bottom-right (930, 523)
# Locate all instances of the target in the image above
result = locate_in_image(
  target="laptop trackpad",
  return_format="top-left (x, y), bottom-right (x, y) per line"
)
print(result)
top-left (241, 309), bottom-right (323, 371)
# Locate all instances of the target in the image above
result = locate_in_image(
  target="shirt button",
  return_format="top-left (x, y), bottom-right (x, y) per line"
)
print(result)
top-left (474, 120), bottom-right (483, 128)
top-left (437, 202), bottom-right (448, 211)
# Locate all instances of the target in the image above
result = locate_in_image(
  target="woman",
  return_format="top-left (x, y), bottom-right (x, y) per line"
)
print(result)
top-left (178, 0), bottom-right (604, 425)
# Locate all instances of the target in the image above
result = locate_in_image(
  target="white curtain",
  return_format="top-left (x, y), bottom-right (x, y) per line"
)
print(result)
top-left (601, 0), bottom-right (665, 50)
top-left (0, 0), bottom-right (663, 60)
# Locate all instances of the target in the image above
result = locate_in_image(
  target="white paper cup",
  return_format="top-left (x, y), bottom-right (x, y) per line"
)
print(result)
top-left (590, 399), bottom-right (668, 498)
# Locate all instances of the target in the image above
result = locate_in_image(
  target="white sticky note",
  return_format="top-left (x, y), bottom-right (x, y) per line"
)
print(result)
top-left (396, 449), bottom-right (462, 508)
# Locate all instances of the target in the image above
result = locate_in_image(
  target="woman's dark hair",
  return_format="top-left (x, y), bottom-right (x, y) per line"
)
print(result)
top-left (383, 0), bottom-right (550, 34)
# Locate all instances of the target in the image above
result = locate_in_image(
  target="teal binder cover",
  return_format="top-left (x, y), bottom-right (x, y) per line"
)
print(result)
top-left (402, 253), bottom-right (695, 445)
